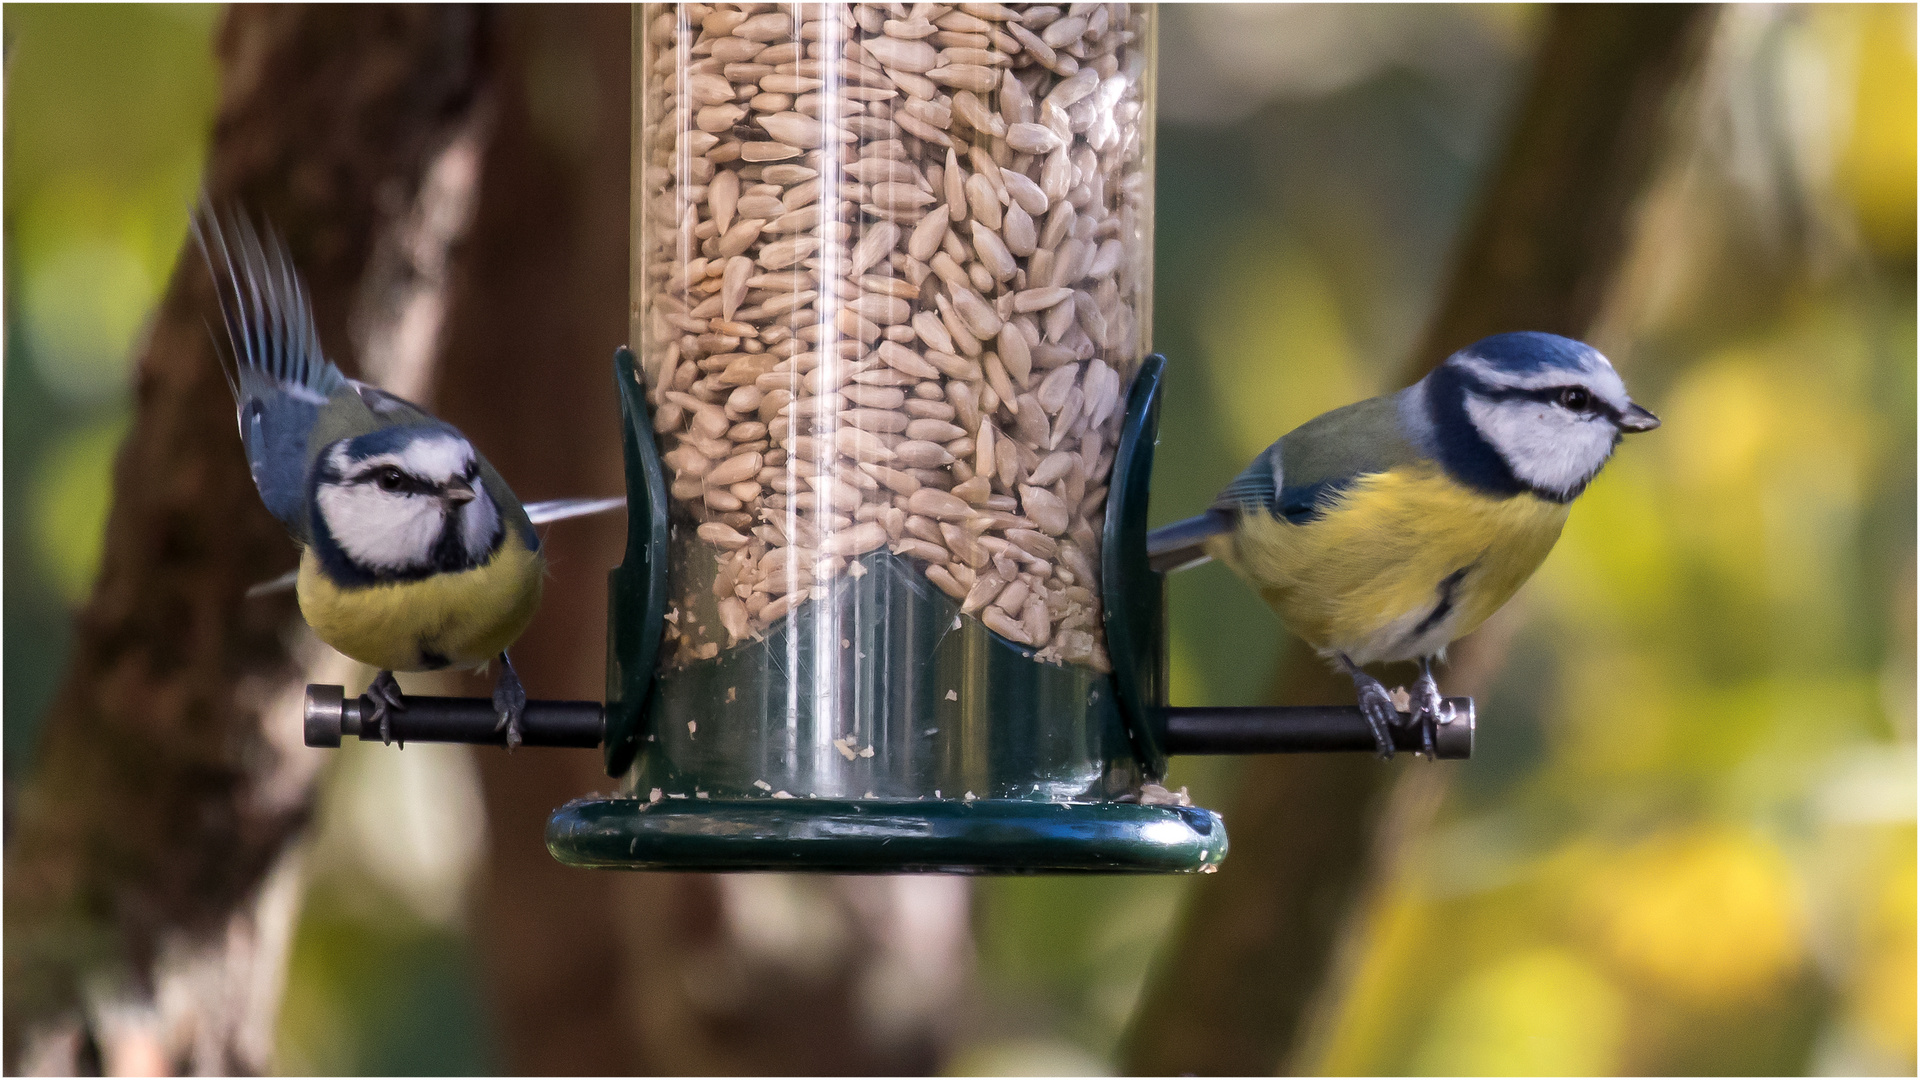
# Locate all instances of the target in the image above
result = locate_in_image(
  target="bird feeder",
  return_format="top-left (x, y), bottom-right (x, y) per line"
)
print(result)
top-left (303, 3), bottom-right (1472, 874)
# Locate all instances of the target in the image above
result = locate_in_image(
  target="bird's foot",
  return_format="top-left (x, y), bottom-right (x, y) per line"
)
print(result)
top-left (492, 653), bottom-right (526, 751)
top-left (1342, 656), bottom-right (1399, 760)
top-left (1412, 661), bottom-right (1446, 758)
top-left (366, 670), bottom-right (407, 747)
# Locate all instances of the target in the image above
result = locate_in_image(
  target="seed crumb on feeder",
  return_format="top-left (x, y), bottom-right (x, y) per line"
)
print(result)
top-left (726, 686), bottom-right (737, 702)
top-left (772, 790), bottom-right (795, 799)
top-left (834, 737), bottom-right (857, 761)
top-left (754, 779), bottom-right (772, 791)
top-left (1138, 783), bottom-right (1192, 807)
top-left (688, 720), bottom-right (698, 737)
top-left (945, 690), bottom-right (958, 701)
top-left (858, 746), bottom-right (874, 758)
top-left (649, 788), bottom-right (663, 804)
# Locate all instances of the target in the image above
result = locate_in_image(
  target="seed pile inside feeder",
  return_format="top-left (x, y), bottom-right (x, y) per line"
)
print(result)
top-left (636, 2), bottom-right (1151, 671)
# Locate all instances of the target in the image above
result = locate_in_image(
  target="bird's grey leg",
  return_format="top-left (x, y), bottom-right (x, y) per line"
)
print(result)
top-left (366, 670), bottom-right (407, 747)
top-left (1413, 657), bottom-right (1444, 758)
top-left (492, 652), bottom-right (527, 751)
top-left (1339, 654), bottom-right (1398, 760)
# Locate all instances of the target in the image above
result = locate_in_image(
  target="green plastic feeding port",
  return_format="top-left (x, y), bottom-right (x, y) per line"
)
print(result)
top-left (556, 349), bottom-right (1228, 873)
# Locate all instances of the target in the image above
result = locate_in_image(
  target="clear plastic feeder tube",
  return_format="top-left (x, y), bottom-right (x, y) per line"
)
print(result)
top-left (630, 3), bottom-right (1155, 799)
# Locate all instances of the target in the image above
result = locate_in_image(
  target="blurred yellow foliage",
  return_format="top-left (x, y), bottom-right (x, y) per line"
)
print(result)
top-left (5, 4), bottom-right (217, 405)
top-left (1411, 947), bottom-right (1626, 1076)
top-left (1196, 237), bottom-right (1369, 464)
top-left (16, 181), bottom-right (164, 400)
top-left (1836, 4), bottom-right (1917, 258)
top-left (30, 419), bottom-right (128, 603)
top-left (1847, 839), bottom-right (1917, 1064)
top-left (1578, 826), bottom-right (1806, 1006)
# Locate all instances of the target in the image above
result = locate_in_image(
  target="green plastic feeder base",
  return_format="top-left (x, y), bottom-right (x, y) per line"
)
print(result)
top-left (546, 796), bottom-right (1226, 873)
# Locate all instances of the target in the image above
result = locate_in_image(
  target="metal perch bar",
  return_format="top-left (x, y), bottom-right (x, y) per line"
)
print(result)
top-left (300, 685), bottom-right (1470, 759)
top-left (1159, 699), bottom-right (1474, 759)
top-left (303, 685), bottom-right (604, 749)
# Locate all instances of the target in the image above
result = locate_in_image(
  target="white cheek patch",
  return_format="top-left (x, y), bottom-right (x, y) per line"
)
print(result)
top-left (1466, 395), bottom-right (1617, 498)
top-left (315, 482), bottom-right (446, 572)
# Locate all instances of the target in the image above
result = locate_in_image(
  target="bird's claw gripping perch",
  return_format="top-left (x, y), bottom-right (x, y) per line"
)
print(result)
top-left (492, 653), bottom-right (527, 751)
top-left (1412, 659), bottom-right (1446, 757)
top-left (366, 670), bottom-right (408, 747)
top-left (1343, 655), bottom-right (1400, 760)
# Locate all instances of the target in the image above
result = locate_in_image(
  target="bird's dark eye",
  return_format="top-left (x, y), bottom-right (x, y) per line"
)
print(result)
top-left (375, 467), bottom-right (407, 492)
top-left (1557, 386), bottom-right (1593, 411)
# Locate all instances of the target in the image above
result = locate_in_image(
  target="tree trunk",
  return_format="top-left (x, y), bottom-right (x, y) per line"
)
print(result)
top-left (4, 8), bottom-right (494, 1074)
top-left (1119, 7), bottom-right (1719, 1075)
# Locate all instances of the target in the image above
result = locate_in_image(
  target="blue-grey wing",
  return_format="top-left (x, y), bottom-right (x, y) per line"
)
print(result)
top-left (346, 380), bottom-right (436, 426)
top-left (196, 206), bottom-right (350, 541)
top-left (1218, 393), bottom-right (1424, 525)
top-left (1212, 443), bottom-right (1284, 514)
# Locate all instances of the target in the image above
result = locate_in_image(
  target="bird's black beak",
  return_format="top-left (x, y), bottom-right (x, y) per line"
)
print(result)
top-left (444, 478), bottom-right (477, 504)
top-left (1616, 402), bottom-right (1661, 432)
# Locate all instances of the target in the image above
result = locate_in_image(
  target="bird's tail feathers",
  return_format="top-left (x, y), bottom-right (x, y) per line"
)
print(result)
top-left (192, 201), bottom-right (346, 407)
top-left (525, 497), bottom-right (627, 525)
top-left (245, 567), bottom-right (300, 599)
top-left (1146, 510), bottom-right (1234, 573)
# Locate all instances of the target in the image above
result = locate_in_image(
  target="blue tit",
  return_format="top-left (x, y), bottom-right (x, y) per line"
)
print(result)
top-left (196, 209), bottom-right (604, 749)
top-left (1147, 332), bottom-right (1660, 758)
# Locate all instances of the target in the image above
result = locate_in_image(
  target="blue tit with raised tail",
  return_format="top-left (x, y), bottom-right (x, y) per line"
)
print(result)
top-left (1147, 332), bottom-right (1660, 758)
top-left (196, 209), bottom-right (619, 748)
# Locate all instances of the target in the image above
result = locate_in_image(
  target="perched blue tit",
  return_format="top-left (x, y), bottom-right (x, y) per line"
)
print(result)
top-left (196, 210), bottom-right (617, 748)
top-left (1147, 332), bottom-right (1660, 758)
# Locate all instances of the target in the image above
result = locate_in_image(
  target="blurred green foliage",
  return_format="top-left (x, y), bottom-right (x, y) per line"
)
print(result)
top-left (4, 5), bottom-right (1911, 1077)
top-left (3, 3), bottom-right (218, 774)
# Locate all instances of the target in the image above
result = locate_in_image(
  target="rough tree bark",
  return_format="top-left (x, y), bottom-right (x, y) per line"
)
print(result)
top-left (1119, 7), bottom-right (1720, 1075)
top-left (4, 8), bottom-right (494, 1074)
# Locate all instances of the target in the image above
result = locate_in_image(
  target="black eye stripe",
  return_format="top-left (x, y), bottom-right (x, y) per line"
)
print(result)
top-left (350, 465), bottom-right (435, 493)
top-left (1466, 379), bottom-right (1620, 420)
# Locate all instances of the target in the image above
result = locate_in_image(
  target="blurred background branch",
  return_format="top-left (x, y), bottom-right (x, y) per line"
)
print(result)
top-left (4, 7), bottom-right (493, 1073)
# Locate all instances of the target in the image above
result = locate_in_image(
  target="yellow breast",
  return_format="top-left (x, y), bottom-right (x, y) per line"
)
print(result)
top-left (296, 528), bottom-right (544, 673)
top-left (1207, 462), bottom-right (1568, 665)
